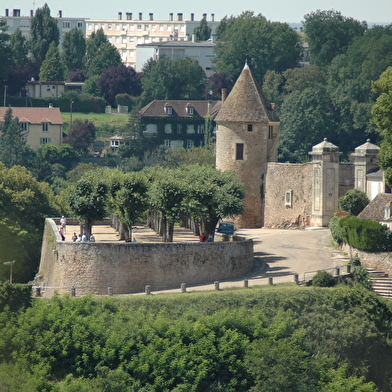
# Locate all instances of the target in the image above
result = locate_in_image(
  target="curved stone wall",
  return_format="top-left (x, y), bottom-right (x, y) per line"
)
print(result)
top-left (35, 219), bottom-right (254, 297)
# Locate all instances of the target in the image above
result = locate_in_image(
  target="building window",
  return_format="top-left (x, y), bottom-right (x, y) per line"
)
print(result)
top-left (77, 22), bottom-right (83, 28)
top-left (63, 21), bottom-right (70, 28)
top-left (186, 124), bottom-right (195, 134)
top-left (20, 122), bottom-right (28, 132)
top-left (42, 123), bottom-right (49, 132)
top-left (115, 37), bottom-right (120, 44)
top-left (137, 37), bottom-right (142, 44)
top-left (285, 189), bottom-right (293, 207)
top-left (108, 23), bottom-right (112, 30)
top-left (116, 23), bottom-right (120, 30)
top-left (122, 36), bottom-right (127, 44)
top-left (164, 139), bottom-right (170, 147)
top-left (152, 24), bottom-right (156, 31)
top-left (268, 125), bottom-right (274, 139)
top-left (40, 137), bottom-right (51, 145)
top-left (164, 106), bottom-right (173, 115)
top-left (122, 24), bottom-right (127, 30)
top-left (94, 23), bottom-right (99, 30)
top-left (129, 36), bottom-right (134, 43)
top-left (137, 24), bottom-right (142, 31)
top-left (130, 50), bottom-right (134, 57)
top-left (236, 143), bottom-right (244, 160)
top-left (247, 124), bottom-right (253, 132)
top-left (88, 23), bottom-right (92, 30)
top-left (186, 106), bottom-right (194, 115)
top-left (197, 124), bottom-right (205, 134)
top-left (177, 124), bottom-right (182, 134)
top-left (186, 140), bottom-right (194, 149)
top-left (385, 206), bottom-right (391, 219)
top-left (165, 124), bottom-right (173, 133)
top-left (159, 24), bottom-right (164, 31)
top-left (145, 24), bottom-right (149, 31)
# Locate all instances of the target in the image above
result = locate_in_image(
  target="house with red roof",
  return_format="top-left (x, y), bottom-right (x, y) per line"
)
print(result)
top-left (0, 105), bottom-right (63, 149)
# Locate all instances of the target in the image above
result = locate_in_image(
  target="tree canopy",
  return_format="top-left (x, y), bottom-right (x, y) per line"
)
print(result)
top-left (213, 11), bottom-right (302, 83)
top-left (39, 41), bottom-right (66, 81)
top-left (28, 3), bottom-right (59, 64)
top-left (193, 15), bottom-right (211, 41)
top-left (303, 9), bottom-right (367, 67)
top-left (0, 19), bottom-right (12, 81)
top-left (62, 27), bottom-right (86, 72)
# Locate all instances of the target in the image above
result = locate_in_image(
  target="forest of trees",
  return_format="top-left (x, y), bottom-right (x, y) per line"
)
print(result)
top-left (1, 283), bottom-right (391, 391)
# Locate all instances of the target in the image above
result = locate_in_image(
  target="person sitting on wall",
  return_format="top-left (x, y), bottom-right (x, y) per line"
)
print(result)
top-left (58, 227), bottom-right (65, 241)
top-left (89, 234), bottom-right (95, 242)
top-left (199, 233), bottom-right (207, 242)
top-left (82, 233), bottom-right (88, 242)
top-left (72, 232), bottom-right (77, 242)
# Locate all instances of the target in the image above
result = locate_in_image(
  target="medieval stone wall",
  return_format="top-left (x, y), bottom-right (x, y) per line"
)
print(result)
top-left (264, 162), bottom-right (313, 228)
top-left (35, 219), bottom-right (254, 297)
top-left (339, 163), bottom-right (355, 198)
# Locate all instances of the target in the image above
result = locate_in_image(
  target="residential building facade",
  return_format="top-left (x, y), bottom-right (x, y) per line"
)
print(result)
top-left (88, 12), bottom-right (219, 68)
top-left (136, 39), bottom-right (215, 75)
top-left (1, 8), bottom-right (88, 44)
top-left (0, 106), bottom-right (63, 149)
top-left (139, 99), bottom-right (221, 149)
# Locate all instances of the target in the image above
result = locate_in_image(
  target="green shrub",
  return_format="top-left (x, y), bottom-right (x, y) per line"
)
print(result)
top-left (339, 215), bottom-right (391, 251)
top-left (329, 213), bottom-right (349, 244)
top-left (339, 189), bottom-right (370, 216)
top-left (312, 270), bottom-right (336, 287)
top-left (348, 255), bottom-right (361, 267)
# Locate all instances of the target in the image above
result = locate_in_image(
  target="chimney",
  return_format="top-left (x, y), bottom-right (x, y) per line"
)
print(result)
top-left (169, 13), bottom-right (173, 21)
top-left (203, 13), bottom-right (207, 19)
top-left (126, 12), bottom-right (132, 20)
top-left (221, 88), bottom-right (227, 103)
top-left (211, 34), bottom-right (217, 44)
top-left (139, 12), bottom-right (142, 20)
top-left (30, 9), bottom-right (33, 17)
top-left (49, 103), bottom-right (53, 108)
top-left (58, 10), bottom-right (62, 18)
top-left (5, 9), bottom-right (9, 17)
top-left (118, 12), bottom-right (122, 20)
top-left (177, 13), bottom-right (183, 21)
top-left (13, 9), bottom-right (20, 17)
top-left (149, 13), bottom-right (153, 21)
top-left (211, 13), bottom-right (214, 22)
top-left (207, 101), bottom-right (212, 116)
top-left (190, 13), bottom-right (194, 21)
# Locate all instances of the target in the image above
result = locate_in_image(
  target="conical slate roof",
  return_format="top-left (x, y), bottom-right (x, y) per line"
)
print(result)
top-left (215, 64), bottom-right (279, 123)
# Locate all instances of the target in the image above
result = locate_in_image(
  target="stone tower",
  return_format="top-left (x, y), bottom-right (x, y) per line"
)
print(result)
top-left (215, 64), bottom-right (280, 228)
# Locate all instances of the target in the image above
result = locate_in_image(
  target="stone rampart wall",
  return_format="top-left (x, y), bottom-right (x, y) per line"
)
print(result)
top-left (36, 219), bottom-right (254, 297)
top-left (264, 162), bottom-right (312, 228)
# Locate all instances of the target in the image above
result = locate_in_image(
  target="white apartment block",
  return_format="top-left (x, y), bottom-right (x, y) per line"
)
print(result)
top-left (1, 8), bottom-right (88, 44)
top-left (87, 12), bottom-right (219, 68)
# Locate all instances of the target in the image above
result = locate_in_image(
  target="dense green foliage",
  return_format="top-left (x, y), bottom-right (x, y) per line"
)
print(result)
top-left (0, 164), bottom-right (60, 282)
top-left (0, 282), bottom-right (32, 313)
top-left (39, 41), bottom-right (66, 81)
top-left (332, 215), bottom-right (392, 251)
top-left (62, 27), bottom-right (86, 72)
top-left (0, 286), bottom-right (389, 390)
top-left (213, 11), bottom-right (302, 83)
top-left (312, 270), bottom-right (336, 287)
top-left (193, 15), bottom-right (212, 41)
top-left (0, 19), bottom-right (12, 81)
top-left (338, 189), bottom-right (370, 216)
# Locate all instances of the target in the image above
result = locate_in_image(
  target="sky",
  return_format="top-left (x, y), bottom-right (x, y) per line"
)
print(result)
top-left (4, 0), bottom-right (392, 24)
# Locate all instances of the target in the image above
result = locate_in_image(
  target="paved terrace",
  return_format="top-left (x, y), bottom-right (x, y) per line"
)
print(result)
top-left (58, 223), bottom-right (342, 295)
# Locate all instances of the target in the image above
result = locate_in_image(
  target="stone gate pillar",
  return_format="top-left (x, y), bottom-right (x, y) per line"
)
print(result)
top-left (309, 139), bottom-right (342, 226)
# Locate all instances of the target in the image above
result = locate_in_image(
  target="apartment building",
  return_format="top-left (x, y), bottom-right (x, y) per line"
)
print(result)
top-left (1, 8), bottom-right (88, 43)
top-left (88, 12), bottom-right (219, 68)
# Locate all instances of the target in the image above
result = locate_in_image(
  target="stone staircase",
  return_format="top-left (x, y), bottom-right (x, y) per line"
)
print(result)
top-left (368, 269), bottom-right (392, 299)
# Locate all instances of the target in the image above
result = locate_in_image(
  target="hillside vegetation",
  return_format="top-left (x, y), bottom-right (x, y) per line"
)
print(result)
top-left (1, 284), bottom-right (391, 391)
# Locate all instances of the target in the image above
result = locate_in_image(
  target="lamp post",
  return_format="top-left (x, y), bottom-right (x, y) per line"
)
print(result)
top-left (70, 100), bottom-right (74, 132)
top-left (3, 260), bottom-right (15, 283)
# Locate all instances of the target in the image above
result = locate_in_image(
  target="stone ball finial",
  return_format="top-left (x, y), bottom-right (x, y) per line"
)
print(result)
top-left (367, 139), bottom-right (370, 142)
top-left (323, 138), bottom-right (327, 141)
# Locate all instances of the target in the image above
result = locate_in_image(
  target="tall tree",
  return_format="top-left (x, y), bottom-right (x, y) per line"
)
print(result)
top-left (9, 28), bottom-right (28, 66)
top-left (85, 29), bottom-right (109, 70)
top-left (88, 42), bottom-right (122, 77)
top-left (372, 67), bottom-right (392, 186)
top-left (39, 41), bottom-right (66, 81)
top-left (0, 19), bottom-right (12, 81)
top-left (303, 9), bottom-right (367, 67)
top-left (28, 3), bottom-right (60, 64)
top-left (193, 15), bottom-right (211, 41)
top-left (63, 119), bottom-right (96, 154)
top-left (67, 174), bottom-right (108, 237)
top-left (98, 65), bottom-right (142, 107)
top-left (62, 27), bottom-right (86, 71)
top-left (0, 108), bottom-right (29, 168)
top-left (213, 11), bottom-right (302, 83)
top-left (141, 57), bottom-right (206, 103)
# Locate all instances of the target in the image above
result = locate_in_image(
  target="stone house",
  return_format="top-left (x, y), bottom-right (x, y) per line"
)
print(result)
top-left (139, 99), bottom-right (221, 149)
top-left (0, 105), bottom-right (63, 149)
top-left (358, 193), bottom-right (392, 230)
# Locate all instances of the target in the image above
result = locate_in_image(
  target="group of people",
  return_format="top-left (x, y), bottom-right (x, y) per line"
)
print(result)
top-left (199, 233), bottom-right (213, 242)
top-left (58, 216), bottom-right (95, 243)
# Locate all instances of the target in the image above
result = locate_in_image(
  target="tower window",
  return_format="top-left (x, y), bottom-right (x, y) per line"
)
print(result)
top-left (236, 143), bottom-right (244, 160)
top-left (268, 125), bottom-right (274, 139)
top-left (247, 124), bottom-right (253, 132)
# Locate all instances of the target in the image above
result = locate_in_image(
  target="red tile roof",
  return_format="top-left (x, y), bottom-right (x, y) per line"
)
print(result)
top-left (0, 107), bottom-right (63, 124)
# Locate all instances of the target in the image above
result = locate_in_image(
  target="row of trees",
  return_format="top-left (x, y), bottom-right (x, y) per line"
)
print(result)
top-left (66, 164), bottom-right (244, 243)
